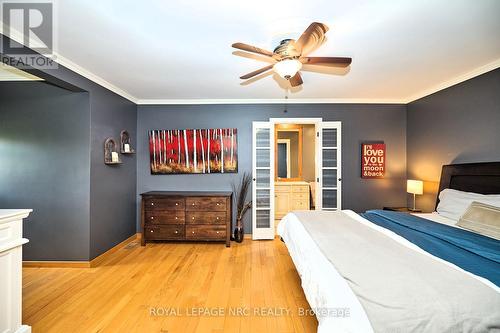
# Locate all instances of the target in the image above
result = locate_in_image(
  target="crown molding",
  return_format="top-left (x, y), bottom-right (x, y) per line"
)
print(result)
top-left (404, 58), bottom-right (500, 103)
top-left (53, 54), bottom-right (138, 103)
top-left (136, 98), bottom-right (407, 105)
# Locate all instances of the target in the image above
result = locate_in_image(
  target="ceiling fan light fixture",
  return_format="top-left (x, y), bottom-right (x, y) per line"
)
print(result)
top-left (273, 59), bottom-right (302, 79)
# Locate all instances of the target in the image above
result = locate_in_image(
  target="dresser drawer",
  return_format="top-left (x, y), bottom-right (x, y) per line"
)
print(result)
top-left (274, 185), bottom-right (291, 193)
top-left (186, 197), bottom-right (226, 211)
top-left (186, 225), bottom-right (226, 239)
top-left (292, 185), bottom-right (310, 193)
top-left (144, 225), bottom-right (185, 240)
top-left (292, 200), bottom-right (309, 210)
top-left (145, 211), bottom-right (185, 225)
top-left (292, 193), bottom-right (309, 200)
top-left (186, 212), bottom-right (226, 224)
top-left (144, 197), bottom-right (185, 211)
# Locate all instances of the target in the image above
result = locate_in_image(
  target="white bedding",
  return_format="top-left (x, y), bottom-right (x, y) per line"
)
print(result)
top-left (412, 212), bottom-right (459, 227)
top-left (277, 210), bottom-right (499, 333)
top-left (278, 211), bottom-right (373, 333)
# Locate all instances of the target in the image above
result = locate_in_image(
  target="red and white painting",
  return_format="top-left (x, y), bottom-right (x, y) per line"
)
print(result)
top-left (149, 128), bottom-right (238, 174)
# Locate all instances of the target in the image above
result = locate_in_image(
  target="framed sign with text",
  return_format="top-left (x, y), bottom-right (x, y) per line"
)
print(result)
top-left (361, 143), bottom-right (386, 178)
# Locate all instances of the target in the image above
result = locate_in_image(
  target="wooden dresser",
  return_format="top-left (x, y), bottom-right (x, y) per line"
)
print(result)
top-left (275, 181), bottom-right (310, 220)
top-left (140, 191), bottom-right (232, 247)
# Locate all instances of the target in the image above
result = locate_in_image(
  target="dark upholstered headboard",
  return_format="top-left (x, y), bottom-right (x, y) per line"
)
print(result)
top-left (435, 162), bottom-right (500, 209)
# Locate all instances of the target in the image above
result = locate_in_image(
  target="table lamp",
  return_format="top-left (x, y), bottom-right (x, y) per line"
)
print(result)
top-left (407, 180), bottom-right (423, 211)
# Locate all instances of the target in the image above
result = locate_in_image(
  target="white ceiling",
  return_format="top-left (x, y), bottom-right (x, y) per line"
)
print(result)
top-left (11, 0), bottom-right (500, 103)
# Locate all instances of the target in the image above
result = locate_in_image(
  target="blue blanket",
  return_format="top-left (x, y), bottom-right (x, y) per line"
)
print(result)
top-left (361, 210), bottom-right (500, 286)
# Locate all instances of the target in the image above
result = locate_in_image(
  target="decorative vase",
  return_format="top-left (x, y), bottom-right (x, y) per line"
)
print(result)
top-left (233, 225), bottom-right (244, 243)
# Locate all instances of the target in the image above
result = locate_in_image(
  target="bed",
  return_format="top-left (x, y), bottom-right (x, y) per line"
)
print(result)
top-left (277, 162), bottom-right (500, 333)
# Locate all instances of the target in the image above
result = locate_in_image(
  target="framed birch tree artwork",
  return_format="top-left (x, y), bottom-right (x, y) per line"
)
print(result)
top-left (148, 128), bottom-right (238, 174)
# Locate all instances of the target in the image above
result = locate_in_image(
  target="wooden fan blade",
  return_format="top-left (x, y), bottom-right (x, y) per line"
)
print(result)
top-left (232, 42), bottom-right (274, 57)
top-left (288, 72), bottom-right (303, 87)
top-left (240, 64), bottom-right (274, 80)
top-left (232, 51), bottom-right (276, 64)
top-left (295, 22), bottom-right (329, 56)
top-left (300, 57), bottom-right (352, 67)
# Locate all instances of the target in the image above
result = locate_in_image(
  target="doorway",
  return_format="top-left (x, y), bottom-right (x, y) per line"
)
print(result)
top-left (252, 118), bottom-right (342, 240)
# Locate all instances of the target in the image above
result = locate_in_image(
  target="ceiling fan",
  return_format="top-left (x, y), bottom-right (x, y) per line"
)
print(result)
top-left (232, 22), bottom-right (352, 87)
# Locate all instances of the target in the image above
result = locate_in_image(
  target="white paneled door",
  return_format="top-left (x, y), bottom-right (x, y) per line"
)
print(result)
top-left (252, 122), bottom-right (274, 239)
top-left (316, 121), bottom-right (342, 210)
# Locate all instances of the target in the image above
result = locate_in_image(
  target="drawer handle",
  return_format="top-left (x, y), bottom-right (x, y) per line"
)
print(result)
top-left (175, 216), bottom-right (178, 220)
top-left (150, 230), bottom-right (154, 233)
top-left (175, 202), bottom-right (179, 206)
top-left (175, 230), bottom-right (178, 234)
top-left (151, 203), bottom-right (154, 206)
top-left (150, 217), bottom-right (154, 220)
top-left (192, 231), bottom-right (195, 234)
top-left (192, 217), bottom-right (195, 220)
top-left (216, 217), bottom-right (219, 220)
top-left (216, 231), bottom-right (220, 234)
top-left (192, 203), bottom-right (195, 206)
top-left (216, 203), bottom-right (220, 206)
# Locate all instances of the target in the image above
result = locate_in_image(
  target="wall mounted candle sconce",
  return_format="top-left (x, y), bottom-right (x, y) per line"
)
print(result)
top-left (104, 138), bottom-right (122, 165)
top-left (120, 130), bottom-right (135, 154)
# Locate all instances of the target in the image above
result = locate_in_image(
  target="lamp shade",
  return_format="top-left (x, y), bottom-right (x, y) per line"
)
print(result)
top-left (407, 180), bottom-right (423, 195)
top-left (273, 59), bottom-right (302, 78)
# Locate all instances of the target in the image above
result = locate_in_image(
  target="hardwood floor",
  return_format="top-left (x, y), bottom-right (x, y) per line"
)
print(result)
top-left (23, 238), bottom-right (318, 333)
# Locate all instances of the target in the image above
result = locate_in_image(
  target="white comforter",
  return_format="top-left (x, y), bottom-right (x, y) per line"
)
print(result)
top-left (277, 210), bottom-right (499, 333)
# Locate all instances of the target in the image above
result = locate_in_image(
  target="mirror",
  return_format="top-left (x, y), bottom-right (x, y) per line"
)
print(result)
top-left (275, 124), bottom-right (302, 181)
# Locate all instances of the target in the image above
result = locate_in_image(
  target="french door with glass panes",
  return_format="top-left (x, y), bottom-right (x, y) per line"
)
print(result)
top-left (316, 121), bottom-right (342, 210)
top-left (252, 120), bottom-right (341, 240)
top-left (252, 122), bottom-right (274, 239)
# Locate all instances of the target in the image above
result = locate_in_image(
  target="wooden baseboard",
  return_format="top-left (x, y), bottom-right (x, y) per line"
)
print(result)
top-left (23, 233), bottom-right (139, 268)
top-left (90, 233), bottom-right (139, 267)
top-left (23, 261), bottom-right (91, 268)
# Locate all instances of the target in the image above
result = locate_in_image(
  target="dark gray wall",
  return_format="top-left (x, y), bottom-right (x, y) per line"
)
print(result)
top-left (89, 88), bottom-right (137, 259)
top-left (1, 34), bottom-right (137, 261)
top-left (137, 104), bottom-right (407, 233)
top-left (34, 58), bottom-right (137, 260)
top-left (407, 68), bottom-right (500, 212)
top-left (0, 82), bottom-right (91, 260)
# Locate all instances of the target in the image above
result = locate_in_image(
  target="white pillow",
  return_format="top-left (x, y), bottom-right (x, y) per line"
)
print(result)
top-left (436, 188), bottom-right (500, 221)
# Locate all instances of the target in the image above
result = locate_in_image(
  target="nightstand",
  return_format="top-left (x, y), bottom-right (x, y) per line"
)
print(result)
top-left (383, 207), bottom-right (422, 213)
